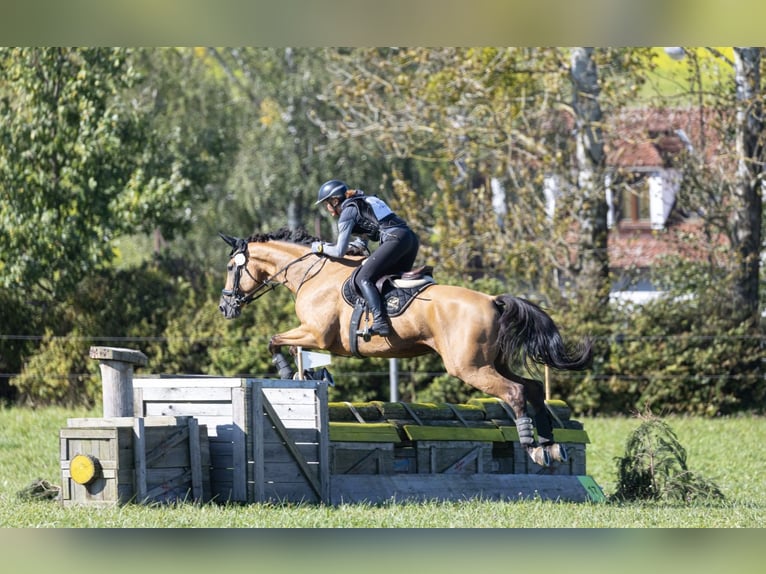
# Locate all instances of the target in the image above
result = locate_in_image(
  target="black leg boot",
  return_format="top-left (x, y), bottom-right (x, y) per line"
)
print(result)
top-left (358, 281), bottom-right (390, 336)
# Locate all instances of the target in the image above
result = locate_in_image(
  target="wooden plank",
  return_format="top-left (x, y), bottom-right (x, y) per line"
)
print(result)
top-left (553, 429), bottom-right (590, 443)
top-left (316, 382), bottom-right (330, 503)
top-left (261, 391), bottom-right (322, 500)
top-left (261, 481), bottom-right (319, 504)
top-left (133, 417), bottom-right (147, 503)
top-left (262, 441), bottom-right (319, 462)
top-left (133, 387), bottom-right (144, 417)
top-left (416, 441), bottom-right (493, 474)
top-left (254, 378), bottom-right (318, 390)
top-left (329, 422), bottom-right (401, 443)
top-left (144, 469), bottom-right (192, 501)
top-left (231, 386), bottom-right (247, 502)
top-left (60, 428), bottom-right (120, 439)
top-left (252, 378), bottom-right (264, 502)
top-left (442, 445), bottom-right (483, 473)
top-left (138, 387), bottom-right (234, 402)
top-left (261, 426), bottom-right (319, 444)
top-left (330, 474), bottom-right (605, 504)
top-left (499, 426), bottom-right (590, 444)
top-left (403, 425), bottom-right (503, 442)
top-left (65, 416), bottom-right (186, 428)
top-left (134, 377), bottom-right (246, 388)
top-left (143, 402), bottom-right (234, 417)
top-left (188, 418), bottom-right (203, 502)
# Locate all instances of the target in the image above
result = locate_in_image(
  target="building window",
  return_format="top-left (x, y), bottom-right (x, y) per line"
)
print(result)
top-left (614, 172), bottom-right (651, 226)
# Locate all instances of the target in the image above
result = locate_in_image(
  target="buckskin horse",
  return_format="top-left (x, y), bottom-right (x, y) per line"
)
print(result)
top-left (218, 228), bottom-right (592, 467)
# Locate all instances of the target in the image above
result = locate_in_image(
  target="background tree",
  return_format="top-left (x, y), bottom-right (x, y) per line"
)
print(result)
top-left (731, 47), bottom-right (763, 324)
top-left (204, 48), bottom-right (388, 240)
top-left (567, 47), bottom-right (609, 315)
top-left (0, 48), bottom-right (236, 297)
top-left (1, 47), bottom-right (240, 401)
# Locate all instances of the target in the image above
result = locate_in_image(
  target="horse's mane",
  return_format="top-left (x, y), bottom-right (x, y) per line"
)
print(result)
top-left (245, 226), bottom-right (369, 257)
top-left (246, 227), bottom-right (319, 245)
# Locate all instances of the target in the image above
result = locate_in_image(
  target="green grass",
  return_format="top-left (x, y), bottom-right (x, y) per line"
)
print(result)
top-left (1, 406), bottom-right (764, 528)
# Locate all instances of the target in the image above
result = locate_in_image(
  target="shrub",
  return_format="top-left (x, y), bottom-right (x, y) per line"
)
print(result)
top-left (613, 412), bottom-right (725, 503)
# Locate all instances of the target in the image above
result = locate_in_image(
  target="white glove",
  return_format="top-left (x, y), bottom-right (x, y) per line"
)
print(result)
top-left (311, 241), bottom-right (324, 254)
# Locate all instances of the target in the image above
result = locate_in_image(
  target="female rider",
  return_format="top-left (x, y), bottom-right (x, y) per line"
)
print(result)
top-left (311, 179), bottom-right (419, 337)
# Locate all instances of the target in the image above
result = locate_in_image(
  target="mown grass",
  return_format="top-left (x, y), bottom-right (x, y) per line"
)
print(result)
top-left (1, 406), bottom-right (764, 528)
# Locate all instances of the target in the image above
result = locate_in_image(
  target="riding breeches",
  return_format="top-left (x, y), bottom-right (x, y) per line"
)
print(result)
top-left (355, 227), bottom-right (419, 290)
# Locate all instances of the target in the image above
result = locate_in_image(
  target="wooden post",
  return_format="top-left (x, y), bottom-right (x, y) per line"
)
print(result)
top-left (89, 346), bottom-right (148, 417)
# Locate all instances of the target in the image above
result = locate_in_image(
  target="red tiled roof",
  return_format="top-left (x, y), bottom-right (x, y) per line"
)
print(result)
top-left (608, 220), bottom-right (728, 269)
top-left (605, 106), bottom-right (728, 168)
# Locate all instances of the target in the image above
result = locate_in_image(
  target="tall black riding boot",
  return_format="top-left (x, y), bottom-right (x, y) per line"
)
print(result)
top-left (358, 281), bottom-right (391, 336)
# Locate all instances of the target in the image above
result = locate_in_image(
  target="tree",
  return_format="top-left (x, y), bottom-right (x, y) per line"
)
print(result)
top-left (205, 48), bottom-right (387, 240)
top-left (567, 47), bottom-right (610, 314)
top-left (731, 47), bottom-right (763, 323)
top-left (0, 48), bottom-right (233, 299)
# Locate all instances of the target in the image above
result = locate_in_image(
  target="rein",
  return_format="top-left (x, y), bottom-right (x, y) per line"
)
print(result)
top-left (222, 251), bottom-right (325, 306)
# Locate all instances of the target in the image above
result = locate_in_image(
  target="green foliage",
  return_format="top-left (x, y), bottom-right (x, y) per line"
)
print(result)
top-left (0, 48), bottom-right (237, 299)
top-left (0, 48), bottom-right (140, 296)
top-left (603, 260), bottom-right (763, 416)
top-left (613, 413), bottom-right (725, 502)
top-left (9, 255), bottom-right (211, 406)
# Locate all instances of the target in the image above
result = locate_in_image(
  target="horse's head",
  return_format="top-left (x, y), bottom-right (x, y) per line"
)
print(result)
top-left (218, 233), bottom-right (270, 319)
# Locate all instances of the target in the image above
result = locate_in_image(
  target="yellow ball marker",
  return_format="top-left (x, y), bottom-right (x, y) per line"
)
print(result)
top-left (70, 454), bottom-right (100, 485)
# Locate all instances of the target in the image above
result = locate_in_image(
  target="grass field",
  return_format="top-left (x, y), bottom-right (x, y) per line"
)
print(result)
top-left (1, 406), bottom-right (764, 528)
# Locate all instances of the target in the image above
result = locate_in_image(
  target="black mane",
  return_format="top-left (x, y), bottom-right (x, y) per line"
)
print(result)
top-left (246, 227), bottom-right (319, 245)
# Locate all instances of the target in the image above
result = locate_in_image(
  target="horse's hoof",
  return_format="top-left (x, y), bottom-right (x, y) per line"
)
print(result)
top-left (527, 446), bottom-right (551, 467)
top-left (546, 443), bottom-right (569, 463)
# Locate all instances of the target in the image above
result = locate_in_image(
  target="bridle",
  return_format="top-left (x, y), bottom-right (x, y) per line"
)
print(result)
top-left (221, 247), bottom-right (323, 307)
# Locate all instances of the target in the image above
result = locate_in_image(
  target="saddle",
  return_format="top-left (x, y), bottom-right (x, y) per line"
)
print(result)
top-left (342, 265), bottom-right (435, 356)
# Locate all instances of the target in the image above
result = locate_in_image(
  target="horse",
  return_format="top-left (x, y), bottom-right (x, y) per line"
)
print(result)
top-left (218, 227), bottom-right (593, 467)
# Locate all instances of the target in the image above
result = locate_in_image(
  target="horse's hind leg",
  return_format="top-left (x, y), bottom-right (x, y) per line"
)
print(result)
top-left (498, 365), bottom-right (568, 464)
top-left (443, 361), bottom-right (552, 467)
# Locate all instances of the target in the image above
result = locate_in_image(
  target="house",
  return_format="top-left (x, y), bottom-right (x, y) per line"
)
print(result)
top-left (602, 107), bottom-right (726, 304)
top-left (496, 106), bottom-right (732, 304)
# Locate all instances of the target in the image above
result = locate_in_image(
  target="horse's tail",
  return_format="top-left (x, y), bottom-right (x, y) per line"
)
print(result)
top-left (494, 295), bottom-right (593, 372)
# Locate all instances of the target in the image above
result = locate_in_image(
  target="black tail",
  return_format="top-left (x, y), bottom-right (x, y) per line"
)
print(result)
top-left (495, 295), bottom-right (593, 372)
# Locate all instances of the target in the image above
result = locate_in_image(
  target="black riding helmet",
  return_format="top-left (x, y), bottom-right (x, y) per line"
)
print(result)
top-left (315, 179), bottom-right (348, 205)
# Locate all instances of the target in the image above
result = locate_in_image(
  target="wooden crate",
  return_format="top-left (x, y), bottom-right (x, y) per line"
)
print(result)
top-left (330, 443), bottom-right (395, 474)
top-left (328, 422), bottom-right (400, 475)
top-left (252, 381), bottom-right (329, 503)
top-left (133, 376), bottom-right (249, 502)
top-left (413, 440), bottom-right (495, 474)
top-left (133, 377), bottom-right (329, 504)
top-left (59, 416), bottom-right (210, 507)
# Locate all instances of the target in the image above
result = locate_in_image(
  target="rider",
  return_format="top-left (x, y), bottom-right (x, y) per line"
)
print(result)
top-left (311, 179), bottom-right (419, 337)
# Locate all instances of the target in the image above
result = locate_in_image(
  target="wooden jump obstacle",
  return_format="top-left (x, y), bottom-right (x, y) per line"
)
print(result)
top-left (59, 347), bottom-right (604, 506)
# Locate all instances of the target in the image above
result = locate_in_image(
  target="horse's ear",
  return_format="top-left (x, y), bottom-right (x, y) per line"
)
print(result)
top-left (218, 232), bottom-right (239, 249)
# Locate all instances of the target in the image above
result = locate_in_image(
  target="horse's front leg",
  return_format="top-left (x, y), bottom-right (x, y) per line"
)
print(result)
top-left (268, 325), bottom-right (323, 379)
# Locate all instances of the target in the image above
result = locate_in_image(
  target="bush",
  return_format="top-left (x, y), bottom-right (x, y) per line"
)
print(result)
top-left (10, 256), bottom-right (210, 406)
top-left (613, 412), bottom-right (725, 503)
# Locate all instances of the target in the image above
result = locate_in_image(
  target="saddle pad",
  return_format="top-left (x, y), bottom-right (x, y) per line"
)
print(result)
top-left (342, 276), bottom-right (435, 317)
